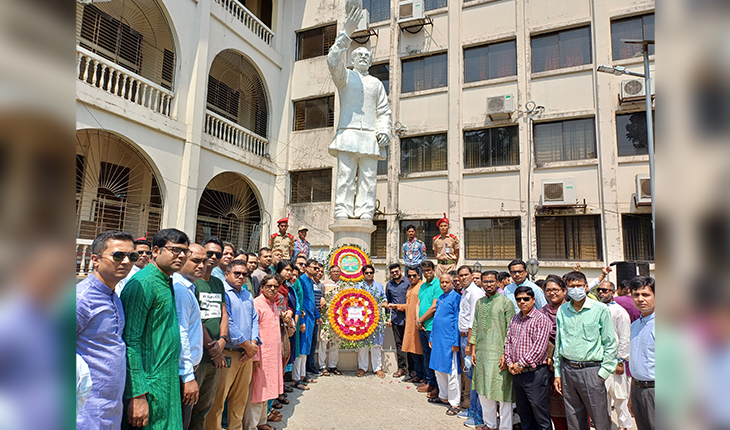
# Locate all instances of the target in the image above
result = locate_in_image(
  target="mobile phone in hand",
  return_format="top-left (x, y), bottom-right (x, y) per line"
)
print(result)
top-left (225, 356), bottom-right (232, 367)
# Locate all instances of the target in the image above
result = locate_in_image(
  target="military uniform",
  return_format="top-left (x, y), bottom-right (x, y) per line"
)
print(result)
top-left (269, 232), bottom-right (295, 257)
top-left (433, 233), bottom-right (459, 277)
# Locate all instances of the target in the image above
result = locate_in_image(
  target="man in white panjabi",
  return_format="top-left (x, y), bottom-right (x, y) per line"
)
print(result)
top-left (327, 5), bottom-right (391, 220)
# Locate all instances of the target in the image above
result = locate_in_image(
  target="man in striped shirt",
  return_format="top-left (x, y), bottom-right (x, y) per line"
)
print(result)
top-left (505, 286), bottom-right (553, 430)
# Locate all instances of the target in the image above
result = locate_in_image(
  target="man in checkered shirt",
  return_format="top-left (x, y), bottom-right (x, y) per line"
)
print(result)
top-left (504, 286), bottom-right (553, 430)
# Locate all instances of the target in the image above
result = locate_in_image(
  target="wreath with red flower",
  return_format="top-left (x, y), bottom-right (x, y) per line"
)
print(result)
top-left (327, 288), bottom-right (380, 341)
top-left (328, 245), bottom-right (370, 283)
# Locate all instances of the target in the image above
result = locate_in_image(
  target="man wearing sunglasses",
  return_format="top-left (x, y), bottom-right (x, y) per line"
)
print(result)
top-left (208, 260), bottom-right (260, 430)
top-left (596, 281), bottom-right (632, 430)
top-left (121, 228), bottom-right (191, 429)
top-left (191, 237), bottom-right (229, 430)
top-left (77, 230), bottom-right (136, 429)
top-left (115, 238), bottom-right (152, 295)
top-left (355, 265), bottom-right (386, 378)
top-left (385, 263), bottom-right (410, 378)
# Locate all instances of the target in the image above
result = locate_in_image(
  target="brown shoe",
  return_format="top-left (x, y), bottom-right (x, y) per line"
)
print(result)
top-left (375, 370), bottom-right (386, 378)
top-left (428, 387), bottom-right (440, 399)
top-left (392, 369), bottom-right (406, 378)
top-left (417, 383), bottom-right (430, 392)
top-left (356, 369), bottom-right (365, 377)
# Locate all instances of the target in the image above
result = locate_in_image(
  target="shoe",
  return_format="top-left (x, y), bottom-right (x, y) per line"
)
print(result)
top-left (427, 387), bottom-right (440, 399)
top-left (375, 370), bottom-right (385, 378)
top-left (417, 383), bottom-right (431, 393)
top-left (457, 410), bottom-right (469, 420)
top-left (463, 418), bottom-right (483, 428)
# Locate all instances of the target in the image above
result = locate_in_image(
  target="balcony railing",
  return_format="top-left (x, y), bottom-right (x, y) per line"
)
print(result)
top-left (214, 0), bottom-right (274, 46)
top-left (204, 111), bottom-right (269, 158)
top-left (77, 46), bottom-right (175, 117)
top-left (76, 238), bottom-right (93, 279)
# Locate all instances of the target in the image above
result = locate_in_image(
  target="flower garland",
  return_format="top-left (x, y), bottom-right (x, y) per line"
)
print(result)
top-left (327, 244), bottom-right (371, 283)
top-left (327, 288), bottom-right (380, 341)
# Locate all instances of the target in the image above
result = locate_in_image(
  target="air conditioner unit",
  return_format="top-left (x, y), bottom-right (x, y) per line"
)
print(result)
top-left (635, 173), bottom-right (651, 205)
top-left (353, 9), bottom-right (370, 34)
top-left (398, 0), bottom-right (425, 23)
top-left (541, 179), bottom-right (577, 207)
top-left (620, 78), bottom-right (654, 101)
top-left (487, 95), bottom-right (515, 120)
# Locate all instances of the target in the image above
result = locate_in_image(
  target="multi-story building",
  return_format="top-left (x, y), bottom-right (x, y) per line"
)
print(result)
top-left (75, 0), bottom-right (654, 281)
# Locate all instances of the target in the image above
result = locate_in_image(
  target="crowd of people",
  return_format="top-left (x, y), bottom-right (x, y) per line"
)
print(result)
top-left (76, 215), bottom-right (655, 430)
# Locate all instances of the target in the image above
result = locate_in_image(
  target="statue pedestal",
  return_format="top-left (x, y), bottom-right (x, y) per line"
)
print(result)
top-left (329, 219), bottom-right (376, 250)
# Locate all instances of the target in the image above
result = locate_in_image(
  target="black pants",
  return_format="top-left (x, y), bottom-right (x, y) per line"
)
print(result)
top-left (513, 365), bottom-right (552, 430)
top-left (180, 379), bottom-right (193, 430)
top-left (418, 330), bottom-right (436, 386)
top-left (392, 323), bottom-right (408, 372)
top-left (189, 359), bottom-right (220, 430)
top-left (631, 383), bottom-right (655, 430)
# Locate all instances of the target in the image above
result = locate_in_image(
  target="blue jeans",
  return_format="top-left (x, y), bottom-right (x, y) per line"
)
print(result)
top-left (418, 329), bottom-right (436, 387)
top-left (460, 335), bottom-right (483, 424)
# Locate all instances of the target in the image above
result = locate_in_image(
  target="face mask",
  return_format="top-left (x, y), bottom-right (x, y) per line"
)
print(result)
top-left (567, 287), bottom-right (586, 302)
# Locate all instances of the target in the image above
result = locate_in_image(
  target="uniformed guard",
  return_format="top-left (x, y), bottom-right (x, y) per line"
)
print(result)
top-left (432, 213), bottom-right (459, 277)
top-left (269, 217), bottom-right (295, 257)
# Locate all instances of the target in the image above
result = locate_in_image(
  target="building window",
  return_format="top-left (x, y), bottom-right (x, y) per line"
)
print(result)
top-left (290, 169), bottom-right (332, 203)
top-left (363, 0), bottom-right (390, 23)
top-left (616, 111), bottom-right (654, 157)
top-left (464, 218), bottom-right (522, 260)
top-left (622, 214), bottom-right (654, 261)
top-left (611, 14), bottom-right (654, 61)
top-left (425, 0), bottom-right (448, 10)
top-left (401, 133), bottom-right (448, 174)
top-left (402, 53), bottom-right (448, 93)
top-left (534, 118), bottom-right (596, 164)
top-left (537, 215), bottom-right (603, 261)
top-left (464, 126), bottom-right (519, 168)
top-left (370, 63), bottom-right (390, 95)
top-left (464, 40), bottom-right (517, 83)
top-left (371, 220), bottom-right (388, 258)
top-left (293, 96), bottom-right (335, 131)
top-left (531, 26), bottom-right (592, 73)
top-left (399, 220), bottom-right (439, 258)
top-left (377, 145), bottom-right (388, 175)
top-left (297, 24), bottom-right (337, 61)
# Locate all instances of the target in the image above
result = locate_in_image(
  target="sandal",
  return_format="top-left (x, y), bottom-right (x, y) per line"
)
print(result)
top-left (277, 398), bottom-right (289, 405)
top-left (427, 397), bottom-right (447, 404)
top-left (283, 386), bottom-right (293, 393)
top-left (393, 369), bottom-right (406, 378)
top-left (330, 368), bottom-right (342, 375)
top-left (271, 401), bottom-right (283, 409)
top-left (356, 369), bottom-right (365, 377)
top-left (257, 425), bottom-right (275, 430)
top-left (267, 413), bottom-right (282, 423)
top-left (291, 382), bottom-right (309, 390)
top-left (320, 368), bottom-right (331, 376)
top-left (303, 377), bottom-right (317, 383)
top-left (446, 406), bottom-right (460, 416)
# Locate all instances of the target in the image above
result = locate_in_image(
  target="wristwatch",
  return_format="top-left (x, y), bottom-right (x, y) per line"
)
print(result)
top-left (220, 334), bottom-right (230, 343)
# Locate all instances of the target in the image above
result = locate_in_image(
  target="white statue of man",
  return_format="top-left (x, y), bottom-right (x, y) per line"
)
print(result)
top-left (327, 6), bottom-right (391, 220)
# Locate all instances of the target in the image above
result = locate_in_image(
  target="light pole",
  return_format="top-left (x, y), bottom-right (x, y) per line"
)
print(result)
top-left (597, 39), bottom-right (655, 248)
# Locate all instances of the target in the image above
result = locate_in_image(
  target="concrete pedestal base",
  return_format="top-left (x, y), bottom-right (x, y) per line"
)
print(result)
top-left (315, 329), bottom-right (398, 372)
top-left (329, 219), bottom-right (376, 250)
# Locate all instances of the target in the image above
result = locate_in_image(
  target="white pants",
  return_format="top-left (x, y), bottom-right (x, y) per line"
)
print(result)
top-left (317, 338), bottom-right (340, 369)
top-left (245, 402), bottom-right (267, 430)
top-left (606, 373), bottom-right (633, 428)
top-left (479, 395), bottom-right (513, 430)
top-left (334, 151), bottom-right (378, 219)
top-left (293, 355), bottom-right (307, 381)
top-left (357, 344), bottom-right (382, 372)
top-left (434, 351), bottom-right (461, 407)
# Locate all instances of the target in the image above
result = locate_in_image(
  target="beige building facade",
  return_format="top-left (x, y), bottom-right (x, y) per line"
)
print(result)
top-left (75, 0), bottom-right (654, 282)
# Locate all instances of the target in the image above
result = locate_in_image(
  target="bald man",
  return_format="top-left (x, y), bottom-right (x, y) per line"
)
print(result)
top-left (173, 243), bottom-right (207, 429)
top-left (428, 273), bottom-right (462, 414)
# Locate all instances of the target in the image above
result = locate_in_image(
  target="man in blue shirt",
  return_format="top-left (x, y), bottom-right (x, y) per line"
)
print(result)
top-left (172, 244), bottom-right (207, 430)
top-left (628, 276), bottom-right (655, 430)
top-left (356, 265), bottom-right (387, 378)
top-left (386, 263), bottom-right (410, 378)
top-left (207, 260), bottom-right (260, 430)
top-left (402, 224), bottom-right (427, 275)
top-left (504, 259), bottom-right (547, 312)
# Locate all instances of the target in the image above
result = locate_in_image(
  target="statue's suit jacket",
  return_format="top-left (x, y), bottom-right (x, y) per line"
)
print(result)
top-left (327, 32), bottom-right (391, 161)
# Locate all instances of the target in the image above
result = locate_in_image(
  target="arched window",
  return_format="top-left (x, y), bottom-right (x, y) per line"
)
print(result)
top-left (76, 129), bottom-right (164, 240)
top-left (76, 0), bottom-right (176, 89)
top-left (196, 172), bottom-right (262, 251)
top-left (208, 51), bottom-right (269, 138)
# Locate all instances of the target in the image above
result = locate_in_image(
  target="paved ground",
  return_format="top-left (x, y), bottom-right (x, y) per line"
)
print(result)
top-left (270, 371), bottom-right (467, 430)
top-left (269, 371), bottom-right (627, 430)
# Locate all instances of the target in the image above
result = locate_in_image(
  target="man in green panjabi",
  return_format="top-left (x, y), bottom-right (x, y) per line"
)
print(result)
top-left (469, 270), bottom-right (516, 430)
top-left (121, 228), bottom-right (191, 429)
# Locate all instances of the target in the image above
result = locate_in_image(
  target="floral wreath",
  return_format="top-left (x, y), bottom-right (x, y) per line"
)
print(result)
top-left (327, 244), bottom-right (371, 283)
top-left (327, 288), bottom-right (380, 341)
